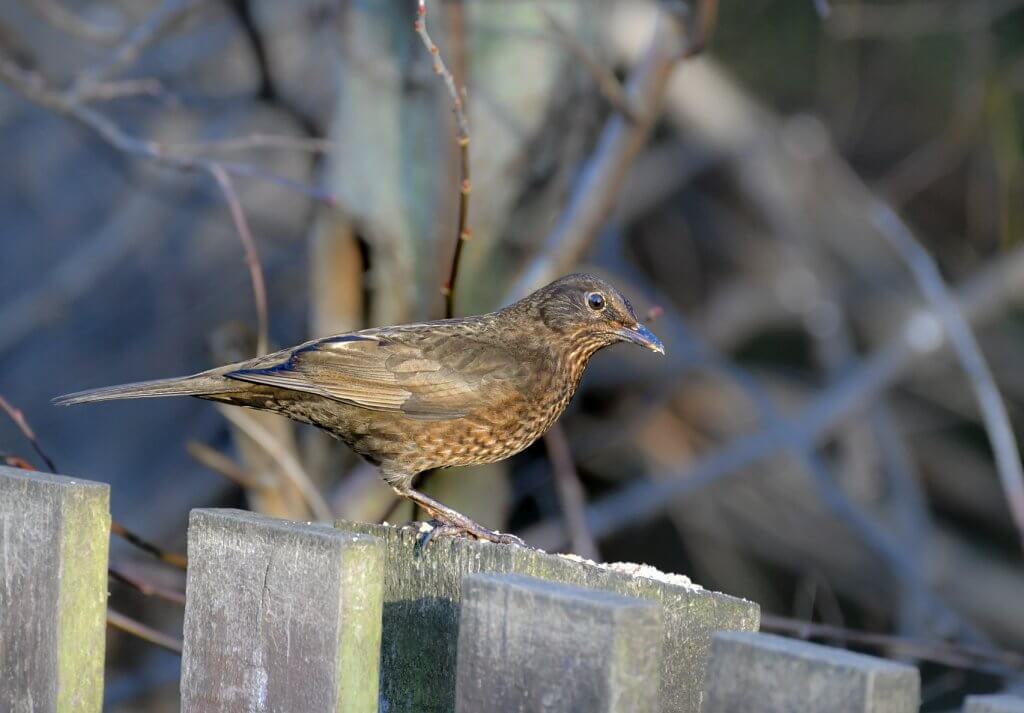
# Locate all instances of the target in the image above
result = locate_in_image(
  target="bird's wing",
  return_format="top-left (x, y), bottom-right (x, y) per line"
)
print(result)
top-left (225, 330), bottom-right (526, 420)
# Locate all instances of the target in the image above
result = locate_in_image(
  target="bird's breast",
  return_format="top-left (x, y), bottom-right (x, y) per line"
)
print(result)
top-left (407, 353), bottom-right (584, 469)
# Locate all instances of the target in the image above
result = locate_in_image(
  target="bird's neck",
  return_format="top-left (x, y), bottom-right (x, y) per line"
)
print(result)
top-left (557, 330), bottom-right (608, 386)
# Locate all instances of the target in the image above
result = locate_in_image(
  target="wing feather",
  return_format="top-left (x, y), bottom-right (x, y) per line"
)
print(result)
top-left (225, 329), bottom-right (519, 420)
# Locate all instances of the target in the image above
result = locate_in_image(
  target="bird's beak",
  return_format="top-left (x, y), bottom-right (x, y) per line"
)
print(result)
top-left (617, 323), bottom-right (665, 355)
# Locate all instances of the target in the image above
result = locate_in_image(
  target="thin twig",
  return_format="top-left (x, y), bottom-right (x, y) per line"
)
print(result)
top-left (29, 0), bottom-right (123, 45)
top-left (415, 0), bottom-right (471, 318)
top-left (539, 7), bottom-right (640, 122)
top-left (0, 453), bottom-right (35, 470)
top-left (110, 521), bottom-right (188, 570)
top-left (0, 54), bottom-right (335, 205)
top-left (414, 1), bottom-right (469, 158)
top-left (870, 201), bottom-right (1024, 552)
top-left (186, 440), bottom-right (264, 490)
top-left (679, 0), bottom-right (720, 58)
top-left (544, 425), bottom-right (601, 560)
top-left (109, 564), bottom-right (186, 606)
top-left (216, 405), bottom-right (333, 521)
top-left (507, 14), bottom-right (682, 299)
top-left (159, 133), bottom-right (339, 156)
top-left (107, 608), bottom-right (183, 654)
top-left (84, 78), bottom-right (171, 104)
top-left (0, 395), bottom-right (57, 473)
top-left (69, 0), bottom-right (209, 100)
top-left (0, 393), bottom-right (190, 567)
top-left (209, 165), bottom-right (269, 356)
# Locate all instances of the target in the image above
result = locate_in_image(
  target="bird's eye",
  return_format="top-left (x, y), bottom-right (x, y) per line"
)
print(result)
top-left (587, 292), bottom-right (606, 311)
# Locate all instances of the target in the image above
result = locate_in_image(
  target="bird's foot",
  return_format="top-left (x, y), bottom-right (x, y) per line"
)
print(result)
top-left (399, 486), bottom-right (526, 551)
top-left (413, 518), bottom-right (525, 553)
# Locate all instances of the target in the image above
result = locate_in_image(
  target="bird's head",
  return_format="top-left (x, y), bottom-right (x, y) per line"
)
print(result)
top-left (522, 274), bottom-right (665, 358)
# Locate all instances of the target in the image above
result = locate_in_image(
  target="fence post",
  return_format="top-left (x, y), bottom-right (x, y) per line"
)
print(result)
top-left (455, 573), bottom-right (662, 713)
top-left (0, 465), bottom-right (110, 713)
top-left (701, 631), bottom-right (920, 713)
top-left (336, 520), bottom-right (759, 713)
top-left (181, 509), bottom-right (384, 713)
top-left (965, 695), bottom-right (1024, 713)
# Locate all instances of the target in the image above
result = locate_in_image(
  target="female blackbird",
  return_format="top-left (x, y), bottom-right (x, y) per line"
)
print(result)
top-left (56, 274), bottom-right (664, 544)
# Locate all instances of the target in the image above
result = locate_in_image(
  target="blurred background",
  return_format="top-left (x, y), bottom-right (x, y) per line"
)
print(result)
top-left (1, 0), bottom-right (1023, 709)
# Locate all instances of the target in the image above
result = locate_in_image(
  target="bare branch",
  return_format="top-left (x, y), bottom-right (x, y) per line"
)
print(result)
top-left (544, 425), bottom-right (601, 560)
top-left (0, 394), bottom-right (57, 473)
top-left (186, 440), bottom-right (264, 491)
top-left (29, 0), bottom-right (123, 45)
top-left (506, 15), bottom-right (682, 299)
top-left (539, 7), bottom-right (640, 122)
top-left (216, 405), bottom-right (333, 521)
top-left (414, 0), bottom-right (469, 145)
top-left (107, 608), bottom-right (183, 654)
top-left (678, 0), bottom-right (720, 58)
top-left (0, 453), bottom-right (35, 470)
top-left (110, 521), bottom-right (188, 570)
top-left (209, 165), bottom-right (269, 357)
top-left (70, 0), bottom-right (209, 100)
top-left (83, 78), bottom-right (171, 104)
top-left (109, 564), bottom-right (186, 606)
top-left (160, 133), bottom-right (340, 156)
top-left (870, 201), bottom-right (1024, 551)
top-left (415, 0), bottom-right (472, 318)
top-left (0, 54), bottom-right (335, 205)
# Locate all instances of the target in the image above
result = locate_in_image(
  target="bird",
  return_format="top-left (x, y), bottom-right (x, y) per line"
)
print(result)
top-left (55, 274), bottom-right (664, 545)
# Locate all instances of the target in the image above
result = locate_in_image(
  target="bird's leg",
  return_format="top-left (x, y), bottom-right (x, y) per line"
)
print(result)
top-left (393, 486), bottom-right (525, 547)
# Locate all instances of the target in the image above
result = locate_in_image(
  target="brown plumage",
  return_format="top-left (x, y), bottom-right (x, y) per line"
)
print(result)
top-left (56, 274), bottom-right (664, 544)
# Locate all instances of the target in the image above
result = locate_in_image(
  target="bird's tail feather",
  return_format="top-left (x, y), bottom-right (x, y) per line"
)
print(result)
top-left (54, 373), bottom-right (236, 406)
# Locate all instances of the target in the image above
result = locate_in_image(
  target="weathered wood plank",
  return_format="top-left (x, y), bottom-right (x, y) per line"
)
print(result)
top-left (456, 573), bottom-right (663, 713)
top-left (336, 520), bottom-right (760, 713)
top-left (181, 509), bottom-right (384, 713)
top-left (966, 695), bottom-right (1024, 713)
top-left (702, 631), bottom-right (920, 713)
top-left (0, 466), bottom-right (110, 713)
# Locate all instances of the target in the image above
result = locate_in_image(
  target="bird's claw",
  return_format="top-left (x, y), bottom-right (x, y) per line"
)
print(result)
top-left (487, 531), bottom-right (526, 546)
top-left (413, 520), bottom-right (456, 554)
top-left (412, 519), bottom-right (525, 554)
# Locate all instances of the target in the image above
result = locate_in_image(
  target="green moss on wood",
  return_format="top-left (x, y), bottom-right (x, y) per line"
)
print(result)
top-left (335, 536), bottom-right (385, 713)
top-left (0, 467), bottom-right (110, 713)
top-left (56, 482), bottom-right (110, 713)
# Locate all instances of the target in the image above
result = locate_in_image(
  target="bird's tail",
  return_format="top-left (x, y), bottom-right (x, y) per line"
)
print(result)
top-left (54, 372), bottom-right (237, 406)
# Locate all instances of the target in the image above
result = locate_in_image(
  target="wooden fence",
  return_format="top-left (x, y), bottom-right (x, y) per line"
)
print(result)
top-left (1, 465), bottom-right (1020, 712)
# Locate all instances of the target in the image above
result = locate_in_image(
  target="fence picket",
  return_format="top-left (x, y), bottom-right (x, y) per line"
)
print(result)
top-left (0, 466), bottom-right (110, 713)
top-left (702, 631), bottom-right (920, 713)
top-left (456, 573), bottom-right (663, 713)
top-left (965, 695), bottom-right (1024, 713)
top-left (180, 509), bottom-right (384, 713)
